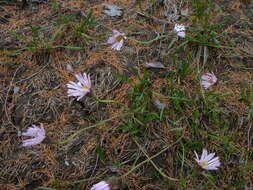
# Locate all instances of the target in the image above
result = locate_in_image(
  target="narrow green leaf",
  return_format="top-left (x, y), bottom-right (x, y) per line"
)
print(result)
top-left (38, 187), bottom-right (58, 190)
top-left (58, 46), bottom-right (84, 50)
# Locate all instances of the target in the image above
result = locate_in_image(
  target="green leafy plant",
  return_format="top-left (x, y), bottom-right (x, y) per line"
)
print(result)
top-left (74, 11), bottom-right (98, 40)
top-left (95, 145), bottom-right (105, 162)
top-left (118, 70), bottom-right (161, 135)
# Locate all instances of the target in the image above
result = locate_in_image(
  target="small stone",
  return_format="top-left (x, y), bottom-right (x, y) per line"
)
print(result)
top-left (145, 62), bottom-right (166, 69)
top-left (66, 64), bottom-right (74, 72)
top-left (104, 4), bottom-right (123, 17)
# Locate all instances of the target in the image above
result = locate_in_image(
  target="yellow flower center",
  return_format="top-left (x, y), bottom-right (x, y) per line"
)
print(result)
top-left (81, 85), bottom-right (90, 89)
top-left (116, 35), bottom-right (123, 42)
top-left (200, 162), bottom-right (208, 167)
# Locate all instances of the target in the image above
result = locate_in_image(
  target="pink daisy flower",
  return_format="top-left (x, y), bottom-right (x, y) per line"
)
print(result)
top-left (21, 124), bottom-right (46, 147)
top-left (194, 149), bottom-right (221, 170)
top-left (201, 72), bottom-right (217, 89)
top-left (174, 24), bottom-right (186, 38)
top-left (67, 72), bottom-right (91, 101)
top-left (107, 30), bottom-right (126, 51)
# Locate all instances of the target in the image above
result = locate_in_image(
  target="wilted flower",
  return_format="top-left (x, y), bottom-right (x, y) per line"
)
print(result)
top-left (21, 124), bottom-right (46, 147)
top-left (194, 149), bottom-right (221, 170)
top-left (107, 30), bottom-right (126, 51)
top-left (201, 72), bottom-right (217, 89)
top-left (174, 24), bottom-right (186, 38)
top-left (67, 72), bottom-right (91, 101)
top-left (153, 99), bottom-right (166, 110)
top-left (90, 181), bottom-right (110, 190)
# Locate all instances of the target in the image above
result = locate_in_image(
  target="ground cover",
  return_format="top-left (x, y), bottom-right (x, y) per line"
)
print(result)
top-left (0, 0), bottom-right (252, 189)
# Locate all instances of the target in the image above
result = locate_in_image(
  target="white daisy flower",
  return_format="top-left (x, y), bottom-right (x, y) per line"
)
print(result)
top-left (67, 72), bottom-right (91, 101)
top-left (194, 149), bottom-right (221, 170)
top-left (21, 124), bottom-right (46, 147)
top-left (90, 181), bottom-right (110, 190)
top-left (201, 72), bottom-right (217, 89)
top-left (174, 24), bottom-right (186, 38)
top-left (107, 30), bottom-right (126, 51)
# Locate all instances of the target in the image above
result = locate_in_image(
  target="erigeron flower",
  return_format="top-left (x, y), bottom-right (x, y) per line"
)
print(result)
top-left (90, 181), bottom-right (110, 190)
top-left (67, 72), bottom-right (91, 101)
top-left (201, 72), bottom-right (217, 89)
top-left (21, 124), bottom-right (46, 147)
top-left (174, 24), bottom-right (186, 38)
top-left (194, 149), bottom-right (221, 170)
top-left (107, 30), bottom-right (126, 51)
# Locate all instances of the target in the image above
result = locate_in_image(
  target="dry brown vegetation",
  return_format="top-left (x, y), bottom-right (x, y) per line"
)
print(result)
top-left (0, 0), bottom-right (253, 189)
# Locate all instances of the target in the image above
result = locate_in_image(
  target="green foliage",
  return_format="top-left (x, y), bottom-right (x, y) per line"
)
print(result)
top-left (74, 11), bottom-right (98, 40)
top-left (130, 70), bottom-right (152, 113)
top-left (3, 61), bottom-right (19, 68)
top-left (240, 82), bottom-right (253, 105)
top-left (169, 88), bottom-right (190, 112)
top-left (114, 160), bottom-right (121, 168)
top-left (188, 0), bottom-right (229, 47)
top-left (27, 23), bottom-right (49, 51)
top-left (55, 14), bottom-right (76, 25)
top-left (11, 23), bottom-right (64, 52)
top-left (191, 0), bottom-right (212, 22)
top-left (118, 70), bottom-right (161, 135)
top-left (11, 31), bottom-right (27, 41)
top-left (95, 145), bottom-right (105, 161)
top-left (182, 140), bottom-right (202, 152)
top-left (178, 60), bottom-right (192, 79)
top-left (188, 92), bottom-right (232, 131)
top-left (38, 187), bottom-right (58, 190)
top-left (5, 0), bottom-right (251, 188)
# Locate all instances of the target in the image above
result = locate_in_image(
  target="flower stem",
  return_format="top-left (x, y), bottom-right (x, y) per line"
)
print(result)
top-left (96, 98), bottom-right (128, 110)
top-left (53, 113), bottom-right (129, 145)
top-left (129, 34), bottom-right (173, 45)
top-left (121, 134), bottom-right (184, 179)
top-left (133, 137), bottom-right (179, 181)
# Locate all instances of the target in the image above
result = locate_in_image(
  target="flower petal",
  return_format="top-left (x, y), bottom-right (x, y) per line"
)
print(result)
top-left (194, 151), bottom-right (200, 162)
top-left (107, 36), bottom-right (116, 44)
top-left (200, 149), bottom-right (208, 161)
top-left (90, 181), bottom-right (110, 190)
top-left (21, 124), bottom-right (45, 147)
top-left (203, 152), bottom-right (216, 162)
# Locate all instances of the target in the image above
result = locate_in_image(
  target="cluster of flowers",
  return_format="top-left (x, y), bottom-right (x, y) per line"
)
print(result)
top-left (107, 24), bottom-right (186, 51)
top-left (20, 25), bottom-right (220, 189)
top-left (90, 148), bottom-right (221, 190)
